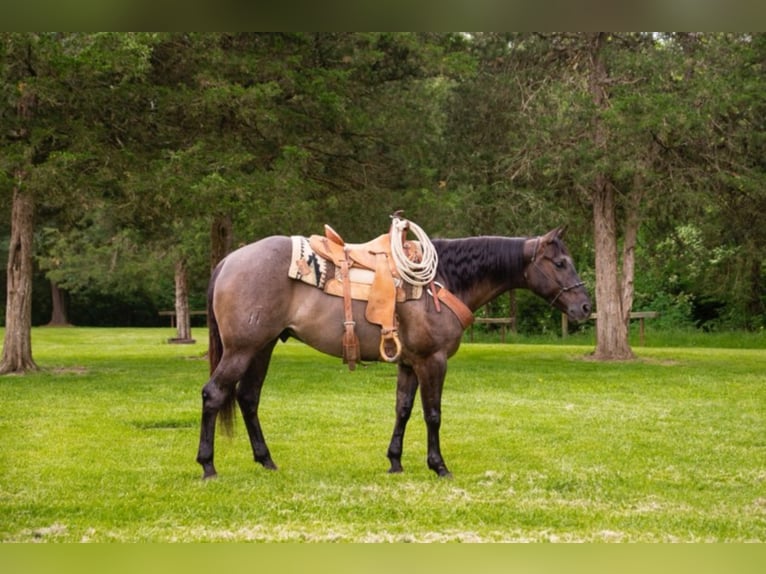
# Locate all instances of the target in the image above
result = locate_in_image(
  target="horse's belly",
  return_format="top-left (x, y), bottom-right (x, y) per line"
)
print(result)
top-left (288, 289), bottom-right (382, 361)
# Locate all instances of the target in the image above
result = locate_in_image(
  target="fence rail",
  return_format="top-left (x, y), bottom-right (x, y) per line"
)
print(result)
top-left (471, 293), bottom-right (659, 345)
top-left (562, 311), bottom-right (659, 346)
top-left (158, 310), bottom-right (207, 328)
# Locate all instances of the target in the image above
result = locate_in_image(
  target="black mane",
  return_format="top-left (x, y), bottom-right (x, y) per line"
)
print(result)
top-left (432, 236), bottom-right (527, 295)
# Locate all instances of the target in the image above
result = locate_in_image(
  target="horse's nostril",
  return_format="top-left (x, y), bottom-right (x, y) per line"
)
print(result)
top-left (582, 303), bottom-right (591, 316)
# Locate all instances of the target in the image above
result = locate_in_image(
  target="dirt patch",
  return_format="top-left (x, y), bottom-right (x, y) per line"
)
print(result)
top-left (132, 418), bottom-right (196, 430)
top-left (577, 354), bottom-right (681, 366)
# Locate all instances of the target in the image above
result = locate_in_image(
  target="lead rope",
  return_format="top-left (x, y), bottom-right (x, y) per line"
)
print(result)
top-left (390, 216), bottom-right (439, 286)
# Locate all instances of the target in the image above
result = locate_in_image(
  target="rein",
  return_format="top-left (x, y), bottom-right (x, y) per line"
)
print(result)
top-left (527, 237), bottom-right (585, 308)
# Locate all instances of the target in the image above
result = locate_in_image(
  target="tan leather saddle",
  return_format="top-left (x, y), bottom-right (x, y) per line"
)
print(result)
top-left (309, 222), bottom-right (407, 369)
top-left (307, 218), bottom-right (474, 371)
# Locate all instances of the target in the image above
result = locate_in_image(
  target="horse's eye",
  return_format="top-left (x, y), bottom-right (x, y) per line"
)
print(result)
top-left (554, 260), bottom-right (566, 269)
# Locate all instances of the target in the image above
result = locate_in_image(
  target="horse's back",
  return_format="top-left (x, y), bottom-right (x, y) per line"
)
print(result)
top-left (215, 235), bottom-right (293, 292)
top-left (210, 234), bottom-right (467, 363)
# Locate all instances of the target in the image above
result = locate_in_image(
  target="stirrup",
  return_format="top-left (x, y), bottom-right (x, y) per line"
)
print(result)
top-left (379, 330), bottom-right (402, 363)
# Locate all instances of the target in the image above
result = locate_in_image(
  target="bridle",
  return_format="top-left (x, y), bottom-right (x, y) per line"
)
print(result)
top-left (525, 236), bottom-right (586, 308)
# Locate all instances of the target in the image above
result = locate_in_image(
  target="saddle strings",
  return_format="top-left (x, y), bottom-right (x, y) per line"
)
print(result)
top-left (390, 217), bottom-right (439, 286)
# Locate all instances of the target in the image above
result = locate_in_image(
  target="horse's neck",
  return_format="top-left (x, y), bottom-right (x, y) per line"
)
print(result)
top-left (434, 237), bottom-right (530, 311)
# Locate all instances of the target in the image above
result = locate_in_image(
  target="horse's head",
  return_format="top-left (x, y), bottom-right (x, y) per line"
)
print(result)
top-left (524, 228), bottom-right (592, 322)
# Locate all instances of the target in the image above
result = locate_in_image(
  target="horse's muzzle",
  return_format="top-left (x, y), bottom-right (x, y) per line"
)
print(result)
top-left (567, 300), bottom-right (592, 323)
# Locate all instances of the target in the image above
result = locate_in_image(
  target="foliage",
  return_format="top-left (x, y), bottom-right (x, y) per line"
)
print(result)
top-left (1, 33), bottom-right (764, 331)
top-left (1, 328), bottom-right (764, 542)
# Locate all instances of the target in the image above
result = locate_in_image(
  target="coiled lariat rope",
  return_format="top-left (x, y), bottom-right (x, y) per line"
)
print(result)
top-left (390, 215), bottom-right (439, 286)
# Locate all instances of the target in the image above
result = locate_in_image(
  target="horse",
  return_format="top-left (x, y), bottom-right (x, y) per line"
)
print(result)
top-left (196, 226), bottom-right (591, 479)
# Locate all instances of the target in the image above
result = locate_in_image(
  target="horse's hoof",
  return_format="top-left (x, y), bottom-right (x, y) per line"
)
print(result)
top-left (388, 466), bottom-right (404, 474)
top-left (200, 462), bottom-right (218, 480)
top-left (434, 467), bottom-right (453, 479)
top-left (260, 460), bottom-right (278, 471)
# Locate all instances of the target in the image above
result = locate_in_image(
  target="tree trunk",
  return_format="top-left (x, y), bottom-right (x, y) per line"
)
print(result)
top-left (746, 248), bottom-right (763, 326)
top-left (47, 281), bottom-right (71, 326)
top-left (210, 214), bottom-right (233, 273)
top-left (620, 175), bottom-right (644, 325)
top-left (588, 33), bottom-right (634, 360)
top-left (0, 183), bottom-right (38, 374)
top-left (593, 176), bottom-right (633, 359)
top-left (170, 258), bottom-right (194, 343)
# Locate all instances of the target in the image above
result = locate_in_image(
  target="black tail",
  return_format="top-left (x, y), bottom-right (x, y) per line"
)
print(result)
top-left (207, 261), bottom-right (236, 436)
top-left (207, 262), bottom-right (224, 377)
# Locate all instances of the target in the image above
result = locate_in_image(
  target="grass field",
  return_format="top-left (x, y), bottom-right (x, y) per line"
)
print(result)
top-left (0, 327), bottom-right (764, 542)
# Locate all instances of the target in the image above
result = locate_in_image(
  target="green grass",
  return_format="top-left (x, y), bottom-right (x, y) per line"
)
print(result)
top-left (469, 323), bottom-right (766, 349)
top-left (1, 327), bottom-right (764, 542)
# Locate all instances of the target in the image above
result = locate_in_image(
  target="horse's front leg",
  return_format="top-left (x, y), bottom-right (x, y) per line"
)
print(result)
top-left (387, 363), bottom-right (419, 473)
top-left (415, 353), bottom-right (451, 478)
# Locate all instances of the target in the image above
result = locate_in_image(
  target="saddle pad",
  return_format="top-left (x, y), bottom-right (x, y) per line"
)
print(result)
top-left (288, 236), bottom-right (328, 288)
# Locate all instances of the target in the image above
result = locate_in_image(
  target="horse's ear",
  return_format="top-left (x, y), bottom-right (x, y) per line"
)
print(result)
top-left (541, 228), bottom-right (559, 244)
top-left (556, 226), bottom-right (567, 239)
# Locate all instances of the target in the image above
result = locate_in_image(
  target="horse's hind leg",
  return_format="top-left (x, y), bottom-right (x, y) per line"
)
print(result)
top-left (386, 363), bottom-right (419, 473)
top-left (237, 339), bottom-right (279, 471)
top-left (196, 352), bottom-right (249, 479)
top-left (197, 379), bottom-right (231, 479)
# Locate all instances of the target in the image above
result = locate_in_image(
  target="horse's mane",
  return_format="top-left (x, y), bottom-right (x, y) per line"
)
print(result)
top-left (432, 236), bottom-right (526, 295)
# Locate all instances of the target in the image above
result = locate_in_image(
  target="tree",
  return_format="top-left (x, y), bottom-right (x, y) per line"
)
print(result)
top-left (586, 33), bottom-right (636, 359)
top-left (1, 34), bottom-right (50, 373)
top-left (1, 33), bottom-right (155, 372)
top-left (677, 33), bottom-right (766, 329)
top-left (442, 32), bottom-right (766, 354)
top-left (1, 180), bottom-right (37, 372)
top-left (612, 34), bottom-right (766, 332)
top-left (46, 282), bottom-right (69, 326)
top-left (5, 33), bottom-right (763, 336)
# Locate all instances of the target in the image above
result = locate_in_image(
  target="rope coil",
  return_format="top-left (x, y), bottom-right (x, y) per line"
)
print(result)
top-left (390, 216), bottom-right (439, 286)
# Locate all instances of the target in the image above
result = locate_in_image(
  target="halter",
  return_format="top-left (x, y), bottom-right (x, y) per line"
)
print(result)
top-left (527, 236), bottom-right (585, 308)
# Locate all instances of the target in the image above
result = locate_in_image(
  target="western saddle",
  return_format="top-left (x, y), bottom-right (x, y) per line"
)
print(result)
top-left (309, 220), bottom-right (409, 370)
top-left (308, 215), bottom-right (474, 371)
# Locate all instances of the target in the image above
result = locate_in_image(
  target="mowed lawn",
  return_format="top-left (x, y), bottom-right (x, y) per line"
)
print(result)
top-left (0, 327), bottom-right (764, 542)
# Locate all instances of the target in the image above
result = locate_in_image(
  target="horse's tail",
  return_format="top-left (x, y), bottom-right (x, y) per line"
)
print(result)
top-left (207, 260), bottom-right (237, 436)
top-left (207, 261), bottom-right (224, 377)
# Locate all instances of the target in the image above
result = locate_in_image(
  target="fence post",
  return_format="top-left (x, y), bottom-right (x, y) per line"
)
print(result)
top-left (509, 290), bottom-right (517, 334)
